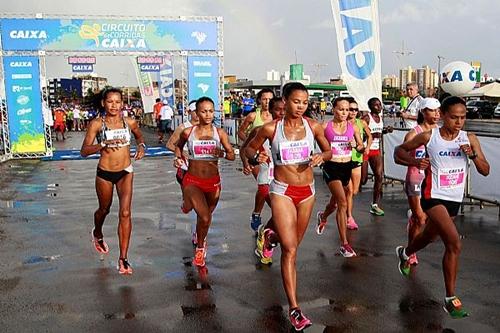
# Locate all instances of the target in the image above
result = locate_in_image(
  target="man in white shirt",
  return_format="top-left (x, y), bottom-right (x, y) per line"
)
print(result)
top-left (401, 82), bottom-right (423, 129)
top-left (159, 100), bottom-right (174, 142)
top-left (73, 106), bottom-right (81, 131)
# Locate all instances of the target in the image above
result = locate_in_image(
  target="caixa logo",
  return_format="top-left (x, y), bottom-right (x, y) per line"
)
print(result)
top-left (338, 0), bottom-right (376, 80)
top-left (9, 30), bottom-right (47, 39)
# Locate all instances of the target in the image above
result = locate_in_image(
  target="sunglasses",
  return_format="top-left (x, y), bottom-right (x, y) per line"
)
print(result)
top-left (349, 108), bottom-right (359, 111)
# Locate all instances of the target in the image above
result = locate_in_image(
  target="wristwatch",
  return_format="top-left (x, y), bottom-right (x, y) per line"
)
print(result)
top-left (138, 142), bottom-right (147, 149)
top-left (100, 142), bottom-right (106, 148)
top-left (469, 152), bottom-right (477, 160)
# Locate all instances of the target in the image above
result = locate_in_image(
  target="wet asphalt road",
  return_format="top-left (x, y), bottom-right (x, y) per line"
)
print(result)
top-left (0, 131), bottom-right (499, 333)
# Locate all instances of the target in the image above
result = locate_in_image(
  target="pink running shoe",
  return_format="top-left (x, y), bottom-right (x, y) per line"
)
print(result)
top-left (408, 253), bottom-right (419, 265)
top-left (340, 243), bottom-right (357, 258)
top-left (117, 258), bottom-right (133, 275)
top-left (91, 228), bottom-right (109, 254)
top-left (347, 216), bottom-right (359, 230)
top-left (262, 228), bottom-right (277, 259)
top-left (193, 246), bottom-right (207, 267)
top-left (289, 308), bottom-right (312, 331)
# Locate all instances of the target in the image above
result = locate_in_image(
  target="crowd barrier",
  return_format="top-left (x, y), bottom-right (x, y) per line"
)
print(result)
top-left (383, 128), bottom-right (500, 211)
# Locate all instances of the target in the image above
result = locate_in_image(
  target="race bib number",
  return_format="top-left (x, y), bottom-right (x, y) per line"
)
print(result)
top-left (105, 129), bottom-right (130, 141)
top-left (193, 140), bottom-right (217, 159)
top-left (279, 141), bottom-right (310, 165)
top-left (331, 141), bottom-right (352, 158)
top-left (438, 167), bottom-right (465, 189)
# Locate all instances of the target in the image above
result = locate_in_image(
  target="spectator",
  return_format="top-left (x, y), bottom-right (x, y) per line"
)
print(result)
top-left (241, 92), bottom-right (255, 117)
top-left (158, 100), bottom-right (174, 143)
top-left (401, 82), bottom-right (423, 129)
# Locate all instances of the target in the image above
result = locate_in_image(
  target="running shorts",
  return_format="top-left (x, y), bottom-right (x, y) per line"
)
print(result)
top-left (182, 173), bottom-right (221, 193)
top-left (322, 161), bottom-right (352, 187)
top-left (269, 179), bottom-right (315, 206)
top-left (363, 149), bottom-right (381, 161)
top-left (420, 198), bottom-right (461, 217)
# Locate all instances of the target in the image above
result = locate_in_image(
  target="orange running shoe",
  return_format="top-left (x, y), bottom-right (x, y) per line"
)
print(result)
top-left (91, 228), bottom-right (109, 254)
top-left (117, 258), bottom-right (133, 275)
top-left (193, 246), bottom-right (207, 267)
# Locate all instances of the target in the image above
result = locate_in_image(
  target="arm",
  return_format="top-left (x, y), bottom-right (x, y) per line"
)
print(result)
top-left (465, 133), bottom-right (490, 176)
top-left (173, 129), bottom-right (189, 168)
top-left (393, 131), bottom-right (431, 168)
top-left (239, 127), bottom-right (260, 174)
top-left (80, 119), bottom-right (104, 157)
top-left (237, 112), bottom-right (255, 141)
top-left (128, 118), bottom-right (146, 160)
top-left (217, 128), bottom-right (235, 161)
top-left (244, 122), bottom-right (274, 164)
top-left (311, 120), bottom-right (332, 166)
top-left (362, 120), bottom-right (372, 152)
top-left (166, 124), bottom-right (185, 152)
top-left (352, 125), bottom-right (364, 152)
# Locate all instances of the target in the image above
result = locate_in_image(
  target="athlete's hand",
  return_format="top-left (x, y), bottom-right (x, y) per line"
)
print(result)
top-left (134, 146), bottom-right (145, 161)
top-left (309, 153), bottom-right (324, 167)
top-left (256, 151), bottom-right (269, 164)
top-left (416, 157), bottom-right (430, 170)
top-left (459, 144), bottom-right (473, 157)
top-left (173, 157), bottom-right (185, 168)
top-left (212, 147), bottom-right (225, 158)
top-left (242, 163), bottom-right (254, 175)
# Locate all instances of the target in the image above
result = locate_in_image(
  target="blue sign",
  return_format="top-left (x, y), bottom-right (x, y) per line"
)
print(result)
top-left (188, 56), bottom-right (220, 125)
top-left (71, 64), bottom-right (93, 72)
top-left (140, 63), bottom-right (160, 72)
top-left (158, 56), bottom-right (175, 107)
top-left (0, 18), bottom-right (218, 51)
top-left (3, 56), bottom-right (46, 153)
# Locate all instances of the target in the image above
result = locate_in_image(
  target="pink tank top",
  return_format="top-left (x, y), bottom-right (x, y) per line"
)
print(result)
top-left (407, 125), bottom-right (426, 176)
top-left (325, 121), bottom-right (354, 159)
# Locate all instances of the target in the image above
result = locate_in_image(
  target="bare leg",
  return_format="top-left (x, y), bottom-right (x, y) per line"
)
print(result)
top-left (93, 176), bottom-right (114, 239)
top-left (115, 172), bottom-right (134, 259)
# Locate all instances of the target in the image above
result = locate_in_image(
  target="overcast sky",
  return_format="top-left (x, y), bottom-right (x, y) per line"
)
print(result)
top-left (3, 0), bottom-right (500, 84)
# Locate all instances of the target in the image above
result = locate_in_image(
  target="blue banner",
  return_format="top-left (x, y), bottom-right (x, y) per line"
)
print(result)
top-left (0, 18), bottom-right (218, 51)
top-left (188, 56), bottom-right (220, 123)
top-left (158, 56), bottom-right (175, 107)
top-left (3, 56), bottom-right (46, 153)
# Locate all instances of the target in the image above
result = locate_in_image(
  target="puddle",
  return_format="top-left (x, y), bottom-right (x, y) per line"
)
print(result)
top-left (23, 255), bottom-right (62, 265)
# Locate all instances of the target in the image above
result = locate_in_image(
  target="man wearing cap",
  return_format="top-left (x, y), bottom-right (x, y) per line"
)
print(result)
top-left (159, 100), bottom-right (174, 143)
top-left (401, 82), bottom-right (423, 129)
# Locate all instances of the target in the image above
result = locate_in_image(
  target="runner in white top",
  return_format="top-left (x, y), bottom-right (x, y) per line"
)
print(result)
top-left (394, 96), bottom-right (489, 319)
top-left (361, 97), bottom-right (393, 216)
top-left (244, 82), bottom-right (331, 330)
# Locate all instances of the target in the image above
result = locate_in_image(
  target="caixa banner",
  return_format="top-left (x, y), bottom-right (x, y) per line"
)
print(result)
top-left (0, 18), bottom-right (217, 51)
top-left (2, 56), bottom-right (46, 154)
top-left (158, 56), bottom-right (175, 107)
top-left (330, 0), bottom-right (381, 110)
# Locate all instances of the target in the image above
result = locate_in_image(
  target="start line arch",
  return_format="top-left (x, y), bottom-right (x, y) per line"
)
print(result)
top-left (0, 14), bottom-right (224, 160)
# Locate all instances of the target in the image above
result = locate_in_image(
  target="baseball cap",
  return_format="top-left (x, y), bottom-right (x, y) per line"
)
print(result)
top-left (419, 97), bottom-right (440, 111)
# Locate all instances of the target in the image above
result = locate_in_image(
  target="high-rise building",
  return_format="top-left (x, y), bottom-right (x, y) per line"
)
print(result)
top-left (400, 65), bottom-right (437, 93)
top-left (383, 74), bottom-right (399, 88)
top-left (399, 66), bottom-right (415, 90)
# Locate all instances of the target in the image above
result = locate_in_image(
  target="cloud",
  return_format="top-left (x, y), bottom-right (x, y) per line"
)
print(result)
top-left (310, 19), bottom-right (334, 30)
top-left (270, 18), bottom-right (285, 28)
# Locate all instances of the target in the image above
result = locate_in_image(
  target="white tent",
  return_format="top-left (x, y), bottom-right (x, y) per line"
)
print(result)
top-left (464, 82), bottom-right (500, 98)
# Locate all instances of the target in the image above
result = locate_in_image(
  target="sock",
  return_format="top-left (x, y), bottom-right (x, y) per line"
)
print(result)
top-left (252, 212), bottom-right (260, 217)
top-left (402, 248), bottom-right (410, 260)
top-left (445, 296), bottom-right (456, 303)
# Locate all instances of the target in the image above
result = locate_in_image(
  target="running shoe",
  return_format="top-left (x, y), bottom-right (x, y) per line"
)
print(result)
top-left (250, 213), bottom-right (262, 232)
top-left (316, 211), bottom-right (327, 235)
top-left (408, 253), bottom-right (419, 265)
top-left (370, 203), bottom-right (385, 216)
top-left (117, 258), bottom-right (133, 275)
top-left (91, 228), bottom-right (109, 254)
top-left (289, 308), bottom-right (312, 331)
top-left (396, 246), bottom-right (411, 277)
top-left (262, 228), bottom-right (277, 259)
top-left (191, 231), bottom-right (198, 246)
top-left (347, 216), bottom-right (359, 230)
top-left (340, 243), bottom-right (357, 257)
top-left (255, 225), bottom-right (272, 264)
top-left (193, 246), bottom-right (207, 267)
top-left (443, 296), bottom-right (469, 319)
